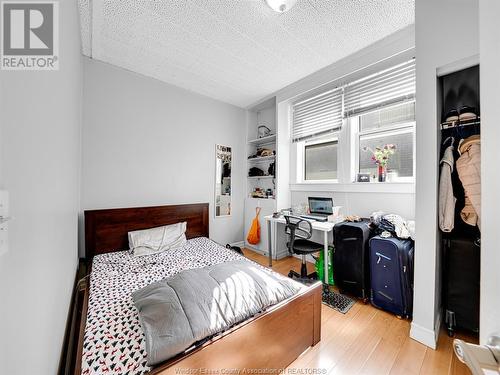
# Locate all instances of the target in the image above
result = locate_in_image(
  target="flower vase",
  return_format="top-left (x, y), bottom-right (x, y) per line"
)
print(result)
top-left (378, 165), bottom-right (386, 182)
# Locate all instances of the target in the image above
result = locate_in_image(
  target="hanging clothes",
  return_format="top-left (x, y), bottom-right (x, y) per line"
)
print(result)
top-left (456, 135), bottom-right (481, 230)
top-left (439, 141), bottom-right (456, 232)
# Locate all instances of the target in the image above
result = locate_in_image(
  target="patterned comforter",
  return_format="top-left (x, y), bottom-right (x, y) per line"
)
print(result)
top-left (82, 237), bottom-right (243, 375)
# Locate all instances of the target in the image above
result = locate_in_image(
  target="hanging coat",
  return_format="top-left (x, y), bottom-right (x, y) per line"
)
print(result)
top-left (456, 135), bottom-right (481, 230)
top-left (439, 144), bottom-right (456, 232)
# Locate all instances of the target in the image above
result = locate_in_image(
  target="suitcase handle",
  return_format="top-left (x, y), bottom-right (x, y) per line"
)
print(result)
top-left (375, 252), bottom-right (391, 264)
top-left (377, 290), bottom-right (394, 302)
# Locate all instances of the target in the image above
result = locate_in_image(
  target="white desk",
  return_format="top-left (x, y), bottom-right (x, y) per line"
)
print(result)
top-left (264, 215), bottom-right (343, 280)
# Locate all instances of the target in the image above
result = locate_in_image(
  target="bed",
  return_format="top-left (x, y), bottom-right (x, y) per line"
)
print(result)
top-left (76, 203), bottom-right (322, 375)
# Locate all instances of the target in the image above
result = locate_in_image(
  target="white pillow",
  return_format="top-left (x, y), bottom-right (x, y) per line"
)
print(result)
top-left (128, 222), bottom-right (187, 257)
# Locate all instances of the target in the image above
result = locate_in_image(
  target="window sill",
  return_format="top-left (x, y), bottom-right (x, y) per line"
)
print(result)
top-left (290, 182), bottom-right (415, 194)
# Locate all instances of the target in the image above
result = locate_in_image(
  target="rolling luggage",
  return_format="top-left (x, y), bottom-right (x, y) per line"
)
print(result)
top-left (333, 220), bottom-right (372, 300)
top-left (443, 236), bottom-right (480, 336)
top-left (369, 236), bottom-right (414, 318)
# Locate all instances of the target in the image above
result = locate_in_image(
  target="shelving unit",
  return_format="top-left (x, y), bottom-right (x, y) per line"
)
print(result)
top-left (244, 97), bottom-right (278, 256)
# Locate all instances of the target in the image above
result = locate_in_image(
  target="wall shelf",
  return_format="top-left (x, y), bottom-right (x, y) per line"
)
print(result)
top-left (247, 134), bottom-right (276, 146)
top-left (247, 175), bottom-right (275, 180)
top-left (247, 155), bottom-right (275, 163)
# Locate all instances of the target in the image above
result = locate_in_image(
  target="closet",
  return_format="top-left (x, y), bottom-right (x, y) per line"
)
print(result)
top-left (438, 65), bottom-right (481, 337)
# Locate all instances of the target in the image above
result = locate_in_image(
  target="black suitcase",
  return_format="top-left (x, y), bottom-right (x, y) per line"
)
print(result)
top-left (333, 220), bottom-right (372, 299)
top-left (443, 236), bottom-right (480, 336)
top-left (369, 236), bottom-right (414, 318)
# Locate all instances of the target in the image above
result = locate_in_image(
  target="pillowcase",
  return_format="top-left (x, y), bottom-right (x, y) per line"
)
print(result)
top-left (128, 222), bottom-right (187, 257)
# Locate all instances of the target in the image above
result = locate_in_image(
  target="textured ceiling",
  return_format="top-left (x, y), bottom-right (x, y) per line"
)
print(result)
top-left (79, 0), bottom-right (415, 107)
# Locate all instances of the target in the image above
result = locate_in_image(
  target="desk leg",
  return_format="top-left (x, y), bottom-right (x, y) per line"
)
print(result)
top-left (267, 220), bottom-right (273, 267)
top-left (323, 231), bottom-right (329, 284)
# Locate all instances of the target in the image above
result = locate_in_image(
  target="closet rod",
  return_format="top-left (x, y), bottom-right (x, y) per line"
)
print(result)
top-left (440, 118), bottom-right (480, 130)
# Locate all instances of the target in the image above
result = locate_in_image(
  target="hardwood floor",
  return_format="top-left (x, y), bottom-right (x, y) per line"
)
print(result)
top-left (243, 249), bottom-right (478, 375)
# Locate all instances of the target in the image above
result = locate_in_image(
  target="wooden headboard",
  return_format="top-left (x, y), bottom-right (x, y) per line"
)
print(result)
top-left (84, 203), bottom-right (209, 259)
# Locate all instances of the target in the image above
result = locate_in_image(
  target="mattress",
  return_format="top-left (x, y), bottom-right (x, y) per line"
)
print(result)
top-left (81, 237), bottom-right (244, 375)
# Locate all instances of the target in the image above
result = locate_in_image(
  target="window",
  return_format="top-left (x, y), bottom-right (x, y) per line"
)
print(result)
top-left (292, 59), bottom-right (416, 185)
top-left (356, 101), bottom-right (415, 181)
top-left (304, 139), bottom-right (338, 181)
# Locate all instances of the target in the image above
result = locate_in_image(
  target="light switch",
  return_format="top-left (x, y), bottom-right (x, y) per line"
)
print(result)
top-left (0, 190), bottom-right (9, 256)
top-left (0, 222), bottom-right (7, 256)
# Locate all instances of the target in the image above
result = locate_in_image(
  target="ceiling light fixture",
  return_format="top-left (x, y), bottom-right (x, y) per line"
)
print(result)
top-left (265, 0), bottom-right (298, 13)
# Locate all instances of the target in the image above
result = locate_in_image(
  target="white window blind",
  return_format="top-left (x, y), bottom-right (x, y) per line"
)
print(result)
top-left (292, 87), bottom-right (343, 142)
top-left (344, 59), bottom-right (416, 117)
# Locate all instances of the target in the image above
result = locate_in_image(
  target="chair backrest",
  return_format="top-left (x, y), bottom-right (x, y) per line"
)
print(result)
top-left (284, 215), bottom-right (313, 253)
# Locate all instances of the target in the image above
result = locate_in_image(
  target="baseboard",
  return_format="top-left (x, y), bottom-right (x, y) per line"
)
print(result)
top-left (230, 241), bottom-right (244, 248)
top-left (410, 321), bottom-right (438, 349)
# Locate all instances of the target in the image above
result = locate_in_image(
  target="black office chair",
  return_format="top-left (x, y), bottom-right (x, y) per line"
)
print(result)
top-left (284, 215), bottom-right (322, 280)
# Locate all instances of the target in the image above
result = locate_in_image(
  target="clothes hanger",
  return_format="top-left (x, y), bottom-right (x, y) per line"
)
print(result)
top-left (443, 136), bottom-right (455, 147)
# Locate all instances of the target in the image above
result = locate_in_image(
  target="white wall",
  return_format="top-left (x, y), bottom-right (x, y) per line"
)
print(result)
top-left (81, 59), bottom-right (246, 253)
top-left (0, 0), bottom-right (82, 373)
top-left (479, 0), bottom-right (500, 345)
top-left (413, 0), bottom-right (479, 348)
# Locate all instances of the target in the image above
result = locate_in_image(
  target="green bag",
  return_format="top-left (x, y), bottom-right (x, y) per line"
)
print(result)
top-left (315, 246), bottom-right (334, 285)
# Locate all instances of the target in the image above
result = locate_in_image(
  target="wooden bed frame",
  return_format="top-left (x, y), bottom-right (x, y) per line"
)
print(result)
top-left (75, 203), bottom-right (321, 375)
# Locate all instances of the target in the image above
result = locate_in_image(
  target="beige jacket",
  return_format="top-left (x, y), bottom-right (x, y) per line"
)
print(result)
top-left (439, 145), bottom-right (456, 232)
top-left (456, 135), bottom-right (481, 230)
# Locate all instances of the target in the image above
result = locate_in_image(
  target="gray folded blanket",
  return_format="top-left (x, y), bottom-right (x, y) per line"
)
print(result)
top-left (132, 260), bottom-right (302, 366)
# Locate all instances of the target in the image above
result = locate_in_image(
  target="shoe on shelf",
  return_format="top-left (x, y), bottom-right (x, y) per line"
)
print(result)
top-left (444, 108), bottom-right (459, 122)
top-left (458, 105), bottom-right (478, 121)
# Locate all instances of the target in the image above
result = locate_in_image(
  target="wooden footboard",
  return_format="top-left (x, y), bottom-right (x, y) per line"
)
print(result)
top-left (74, 280), bottom-right (321, 375)
top-left (149, 282), bottom-right (322, 374)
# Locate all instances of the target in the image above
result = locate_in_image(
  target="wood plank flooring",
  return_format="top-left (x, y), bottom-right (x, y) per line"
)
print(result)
top-left (243, 248), bottom-right (478, 375)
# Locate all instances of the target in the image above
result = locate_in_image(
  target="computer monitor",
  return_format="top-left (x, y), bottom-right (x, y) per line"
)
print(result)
top-left (308, 197), bottom-right (333, 215)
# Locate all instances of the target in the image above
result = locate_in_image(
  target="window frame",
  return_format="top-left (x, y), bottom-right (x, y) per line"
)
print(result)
top-left (299, 134), bottom-right (340, 184)
top-left (294, 110), bottom-right (416, 185)
top-left (291, 59), bottom-right (417, 187)
top-left (353, 114), bottom-right (416, 183)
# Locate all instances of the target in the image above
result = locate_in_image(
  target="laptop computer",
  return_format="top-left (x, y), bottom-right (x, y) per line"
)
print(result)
top-left (300, 197), bottom-right (334, 222)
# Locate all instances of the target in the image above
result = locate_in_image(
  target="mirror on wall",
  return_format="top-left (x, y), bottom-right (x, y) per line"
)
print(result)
top-left (215, 144), bottom-right (232, 217)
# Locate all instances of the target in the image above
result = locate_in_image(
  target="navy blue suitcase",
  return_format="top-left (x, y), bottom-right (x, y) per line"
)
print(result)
top-left (369, 236), bottom-right (414, 318)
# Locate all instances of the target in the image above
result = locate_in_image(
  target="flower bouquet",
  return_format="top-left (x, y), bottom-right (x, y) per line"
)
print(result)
top-left (362, 144), bottom-right (397, 182)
